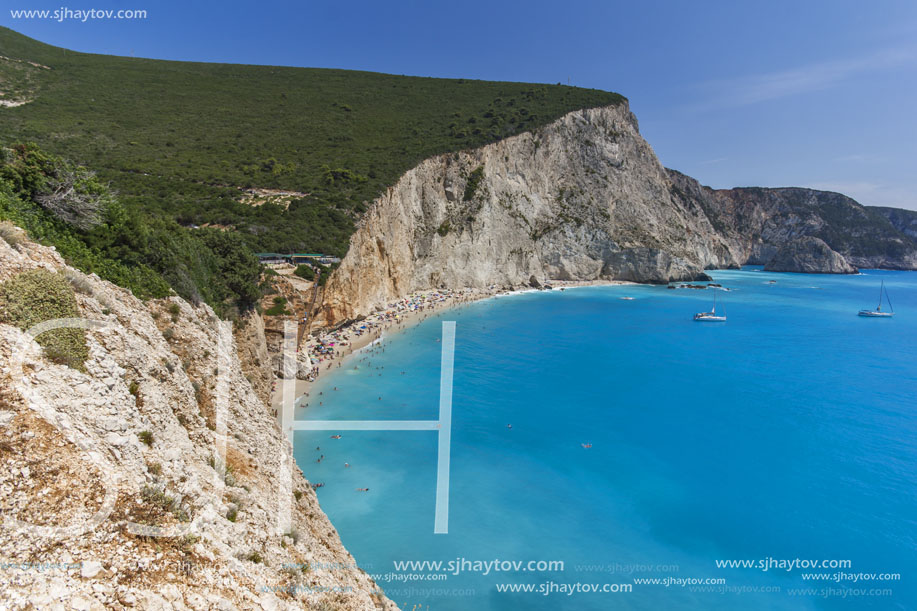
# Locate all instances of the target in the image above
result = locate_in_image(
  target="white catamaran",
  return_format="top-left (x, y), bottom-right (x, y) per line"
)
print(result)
top-left (694, 289), bottom-right (726, 322)
top-left (858, 280), bottom-right (895, 318)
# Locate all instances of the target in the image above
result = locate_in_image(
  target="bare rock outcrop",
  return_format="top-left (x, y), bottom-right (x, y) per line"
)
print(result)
top-left (763, 236), bottom-right (858, 274)
top-left (257, 273), bottom-right (316, 380)
top-left (233, 310), bottom-right (273, 405)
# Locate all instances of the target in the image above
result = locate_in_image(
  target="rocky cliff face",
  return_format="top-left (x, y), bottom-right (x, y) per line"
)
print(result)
top-left (233, 310), bottom-right (274, 406)
top-left (0, 234), bottom-right (393, 610)
top-left (317, 103), bottom-right (738, 325)
top-left (669, 171), bottom-right (917, 272)
top-left (763, 236), bottom-right (858, 274)
top-left (316, 104), bottom-right (916, 324)
top-left (871, 206), bottom-right (917, 241)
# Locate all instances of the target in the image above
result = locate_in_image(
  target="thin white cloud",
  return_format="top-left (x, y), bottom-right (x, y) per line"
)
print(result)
top-left (697, 47), bottom-right (917, 110)
top-left (697, 157), bottom-right (728, 165)
top-left (803, 181), bottom-right (917, 210)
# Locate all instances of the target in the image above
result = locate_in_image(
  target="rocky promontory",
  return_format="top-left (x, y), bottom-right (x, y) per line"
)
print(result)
top-left (763, 236), bottom-right (858, 274)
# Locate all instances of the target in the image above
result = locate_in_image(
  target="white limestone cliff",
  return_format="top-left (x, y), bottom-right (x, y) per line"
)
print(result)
top-left (317, 103), bottom-right (740, 325)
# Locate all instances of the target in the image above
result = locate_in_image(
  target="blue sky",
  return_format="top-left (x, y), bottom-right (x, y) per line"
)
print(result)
top-left (3, 0), bottom-right (917, 209)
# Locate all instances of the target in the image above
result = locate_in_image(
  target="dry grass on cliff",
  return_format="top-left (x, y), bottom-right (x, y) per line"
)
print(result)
top-left (0, 389), bottom-right (106, 530)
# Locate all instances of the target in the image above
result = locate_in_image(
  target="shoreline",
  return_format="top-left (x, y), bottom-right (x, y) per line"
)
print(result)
top-left (270, 279), bottom-right (636, 412)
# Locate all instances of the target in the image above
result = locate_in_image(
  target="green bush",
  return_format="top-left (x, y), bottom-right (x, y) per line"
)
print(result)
top-left (140, 485), bottom-right (173, 509)
top-left (138, 430), bottom-right (154, 446)
top-left (140, 484), bottom-right (188, 521)
top-left (264, 295), bottom-right (291, 316)
top-left (463, 166), bottom-right (485, 201)
top-left (293, 264), bottom-right (315, 280)
top-left (0, 268), bottom-right (88, 371)
top-left (316, 262), bottom-right (338, 286)
top-left (437, 221), bottom-right (451, 237)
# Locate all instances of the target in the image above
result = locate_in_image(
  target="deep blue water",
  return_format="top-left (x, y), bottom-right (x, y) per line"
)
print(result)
top-left (294, 269), bottom-right (917, 610)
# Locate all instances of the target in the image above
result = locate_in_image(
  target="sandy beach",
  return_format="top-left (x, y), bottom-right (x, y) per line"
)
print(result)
top-left (270, 279), bottom-right (635, 414)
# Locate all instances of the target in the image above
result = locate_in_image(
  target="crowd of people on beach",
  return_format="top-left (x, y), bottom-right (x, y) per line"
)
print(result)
top-left (299, 288), bottom-right (482, 383)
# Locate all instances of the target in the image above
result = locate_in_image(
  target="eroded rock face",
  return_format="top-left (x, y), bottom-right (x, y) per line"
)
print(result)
top-left (871, 206), bottom-right (917, 241)
top-left (763, 236), bottom-right (858, 274)
top-left (0, 235), bottom-right (394, 611)
top-left (668, 171), bottom-right (917, 272)
top-left (318, 103), bottom-right (739, 325)
top-left (233, 310), bottom-right (273, 405)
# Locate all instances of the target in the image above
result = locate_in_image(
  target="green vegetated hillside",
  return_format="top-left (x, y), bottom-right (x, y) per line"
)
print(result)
top-left (0, 27), bottom-right (622, 313)
top-left (0, 143), bottom-right (262, 316)
top-left (0, 27), bottom-right (622, 249)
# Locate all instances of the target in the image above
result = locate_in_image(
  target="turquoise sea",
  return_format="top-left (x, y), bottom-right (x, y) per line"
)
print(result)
top-left (293, 268), bottom-right (917, 610)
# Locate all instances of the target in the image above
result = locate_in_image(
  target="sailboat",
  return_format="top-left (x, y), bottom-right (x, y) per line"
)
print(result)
top-left (858, 280), bottom-right (894, 318)
top-left (694, 288), bottom-right (726, 322)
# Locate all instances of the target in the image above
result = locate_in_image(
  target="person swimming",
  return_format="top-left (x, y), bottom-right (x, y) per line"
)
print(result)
top-left (330, 434), bottom-right (342, 439)
top-left (356, 488), bottom-right (369, 492)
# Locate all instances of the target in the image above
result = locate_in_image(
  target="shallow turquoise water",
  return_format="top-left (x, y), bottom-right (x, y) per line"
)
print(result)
top-left (294, 269), bottom-right (917, 610)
